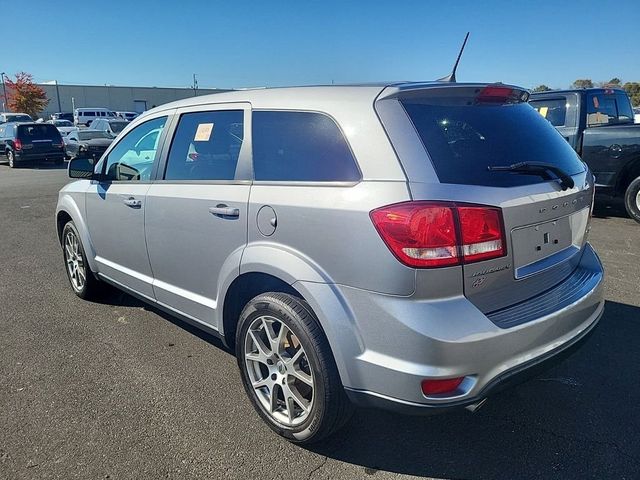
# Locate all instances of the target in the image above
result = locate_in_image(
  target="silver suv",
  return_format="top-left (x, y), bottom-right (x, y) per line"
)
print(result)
top-left (56, 83), bottom-right (604, 443)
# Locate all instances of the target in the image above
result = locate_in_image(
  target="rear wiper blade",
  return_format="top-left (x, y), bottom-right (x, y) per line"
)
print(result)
top-left (487, 161), bottom-right (575, 190)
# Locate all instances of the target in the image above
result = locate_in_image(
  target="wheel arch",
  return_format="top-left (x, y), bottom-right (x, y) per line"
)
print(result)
top-left (219, 243), bottom-right (360, 387)
top-left (616, 156), bottom-right (640, 196)
top-left (55, 198), bottom-right (98, 273)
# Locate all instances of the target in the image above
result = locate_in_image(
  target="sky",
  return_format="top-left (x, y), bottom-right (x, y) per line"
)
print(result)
top-left (4, 0), bottom-right (639, 90)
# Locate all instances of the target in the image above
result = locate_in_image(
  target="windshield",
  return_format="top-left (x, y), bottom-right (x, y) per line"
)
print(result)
top-left (78, 131), bottom-right (111, 140)
top-left (54, 120), bottom-right (73, 127)
top-left (109, 122), bottom-right (128, 133)
top-left (401, 97), bottom-right (585, 187)
top-left (7, 114), bottom-right (32, 122)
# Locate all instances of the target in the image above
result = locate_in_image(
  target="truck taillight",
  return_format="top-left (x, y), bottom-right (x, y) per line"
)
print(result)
top-left (370, 202), bottom-right (506, 268)
top-left (14, 139), bottom-right (22, 150)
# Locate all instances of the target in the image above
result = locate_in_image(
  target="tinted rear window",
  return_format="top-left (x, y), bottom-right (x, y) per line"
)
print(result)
top-left (586, 92), bottom-right (634, 126)
top-left (529, 98), bottom-right (567, 126)
top-left (17, 124), bottom-right (61, 141)
top-left (401, 99), bottom-right (584, 187)
top-left (252, 111), bottom-right (360, 182)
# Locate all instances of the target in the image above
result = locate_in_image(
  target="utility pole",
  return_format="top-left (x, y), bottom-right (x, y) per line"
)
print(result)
top-left (192, 73), bottom-right (198, 97)
top-left (0, 73), bottom-right (6, 112)
top-left (55, 80), bottom-right (62, 113)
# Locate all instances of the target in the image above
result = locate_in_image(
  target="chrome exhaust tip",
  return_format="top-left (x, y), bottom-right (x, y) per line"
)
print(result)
top-left (465, 398), bottom-right (488, 413)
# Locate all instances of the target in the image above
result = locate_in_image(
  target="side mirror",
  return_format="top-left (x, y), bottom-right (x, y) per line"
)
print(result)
top-left (68, 156), bottom-right (95, 179)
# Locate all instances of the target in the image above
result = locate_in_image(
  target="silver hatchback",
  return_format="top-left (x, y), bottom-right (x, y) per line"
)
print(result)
top-left (56, 82), bottom-right (604, 443)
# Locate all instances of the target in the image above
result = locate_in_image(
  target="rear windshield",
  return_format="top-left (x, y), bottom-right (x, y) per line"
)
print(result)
top-left (586, 92), bottom-right (634, 126)
top-left (17, 124), bottom-right (61, 141)
top-left (109, 121), bottom-right (128, 133)
top-left (401, 98), bottom-right (585, 187)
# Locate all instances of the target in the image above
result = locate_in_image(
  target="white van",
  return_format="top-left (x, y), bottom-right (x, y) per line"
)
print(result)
top-left (73, 108), bottom-right (117, 126)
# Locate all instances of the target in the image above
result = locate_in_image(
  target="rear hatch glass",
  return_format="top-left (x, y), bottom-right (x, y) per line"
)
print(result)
top-left (395, 86), bottom-right (593, 316)
top-left (18, 124), bottom-right (62, 151)
top-left (401, 93), bottom-right (585, 187)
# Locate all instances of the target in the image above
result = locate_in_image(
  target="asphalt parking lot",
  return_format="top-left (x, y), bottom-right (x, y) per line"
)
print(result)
top-left (0, 163), bottom-right (638, 480)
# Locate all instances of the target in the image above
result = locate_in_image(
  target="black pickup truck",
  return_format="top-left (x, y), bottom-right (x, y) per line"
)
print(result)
top-left (530, 88), bottom-right (640, 223)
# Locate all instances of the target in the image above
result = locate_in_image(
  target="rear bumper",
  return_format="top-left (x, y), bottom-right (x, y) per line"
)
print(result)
top-left (15, 151), bottom-right (65, 162)
top-left (345, 312), bottom-right (600, 414)
top-left (302, 242), bottom-right (604, 414)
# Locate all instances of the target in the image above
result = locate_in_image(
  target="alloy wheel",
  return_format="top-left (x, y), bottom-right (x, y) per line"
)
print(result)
top-left (244, 315), bottom-right (314, 426)
top-left (64, 229), bottom-right (86, 292)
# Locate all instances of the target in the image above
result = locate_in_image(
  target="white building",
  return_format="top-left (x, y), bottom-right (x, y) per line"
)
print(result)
top-left (37, 83), bottom-right (229, 118)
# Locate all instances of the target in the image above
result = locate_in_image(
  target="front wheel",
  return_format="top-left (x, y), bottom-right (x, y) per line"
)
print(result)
top-left (236, 293), bottom-right (353, 444)
top-left (624, 176), bottom-right (640, 224)
top-left (62, 221), bottom-right (101, 299)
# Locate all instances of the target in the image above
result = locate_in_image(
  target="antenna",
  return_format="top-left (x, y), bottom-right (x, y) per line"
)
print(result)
top-left (437, 32), bottom-right (470, 83)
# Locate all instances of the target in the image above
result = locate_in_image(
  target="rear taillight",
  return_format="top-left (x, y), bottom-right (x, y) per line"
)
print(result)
top-left (370, 202), bottom-right (506, 268)
top-left (14, 139), bottom-right (22, 150)
top-left (458, 206), bottom-right (505, 263)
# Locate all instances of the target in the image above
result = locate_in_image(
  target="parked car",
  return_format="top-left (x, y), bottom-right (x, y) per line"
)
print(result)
top-left (47, 119), bottom-right (78, 137)
top-left (90, 118), bottom-right (129, 138)
top-left (530, 88), bottom-right (640, 222)
top-left (634, 106), bottom-right (640, 124)
top-left (116, 111), bottom-right (140, 121)
top-left (0, 112), bottom-right (33, 124)
top-left (51, 112), bottom-right (74, 123)
top-left (64, 129), bottom-right (114, 160)
top-left (57, 83), bottom-right (604, 443)
top-left (0, 122), bottom-right (65, 167)
top-left (73, 108), bottom-right (118, 126)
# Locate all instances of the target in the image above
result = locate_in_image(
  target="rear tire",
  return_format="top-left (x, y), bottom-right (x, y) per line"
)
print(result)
top-left (623, 176), bottom-right (640, 224)
top-left (62, 221), bottom-right (101, 299)
top-left (7, 150), bottom-right (16, 168)
top-left (236, 292), bottom-right (353, 444)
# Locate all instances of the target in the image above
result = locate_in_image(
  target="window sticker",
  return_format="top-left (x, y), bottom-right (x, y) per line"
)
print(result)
top-left (194, 122), bottom-right (214, 141)
top-left (592, 96), bottom-right (600, 109)
top-left (537, 106), bottom-right (549, 118)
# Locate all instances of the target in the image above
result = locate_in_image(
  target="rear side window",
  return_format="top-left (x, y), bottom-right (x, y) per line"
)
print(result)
top-left (164, 110), bottom-right (244, 181)
top-left (530, 98), bottom-right (567, 127)
top-left (252, 111), bottom-right (360, 182)
top-left (401, 97), bottom-right (584, 187)
top-left (586, 92), bottom-right (634, 126)
top-left (17, 124), bottom-right (61, 141)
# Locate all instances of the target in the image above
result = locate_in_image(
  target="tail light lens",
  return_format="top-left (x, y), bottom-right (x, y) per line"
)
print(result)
top-left (14, 139), bottom-right (22, 150)
top-left (370, 202), bottom-right (506, 268)
top-left (458, 206), bottom-right (505, 263)
top-left (421, 377), bottom-right (464, 396)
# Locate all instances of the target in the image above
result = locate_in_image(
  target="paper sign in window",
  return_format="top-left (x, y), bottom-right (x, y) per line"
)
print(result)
top-left (194, 123), bottom-right (214, 141)
top-left (537, 106), bottom-right (548, 118)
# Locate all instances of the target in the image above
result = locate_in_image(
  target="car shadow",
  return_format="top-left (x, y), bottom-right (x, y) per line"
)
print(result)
top-left (90, 285), bottom-right (232, 354)
top-left (86, 286), bottom-right (640, 478)
top-left (305, 300), bottom-right (640, 479)
top-left (29, 162), bottom-right (68, 170)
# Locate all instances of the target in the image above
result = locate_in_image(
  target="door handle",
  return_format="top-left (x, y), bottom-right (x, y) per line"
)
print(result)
top-left (123, 197), bottom-right (142, 208)
top-left (209, 205), bottom-right (240, 218)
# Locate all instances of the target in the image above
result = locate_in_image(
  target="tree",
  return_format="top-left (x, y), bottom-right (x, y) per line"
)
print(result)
top-left (5, 72), bottom-right (49, 119)
top-left (572, 79), bottom-right (594, 89)
top-left (607, 77), bottom-right (622, 86)
top-left (623, 82), bottom-right (640, 107)
top-left (532, 84), bottom-right (552, 92)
